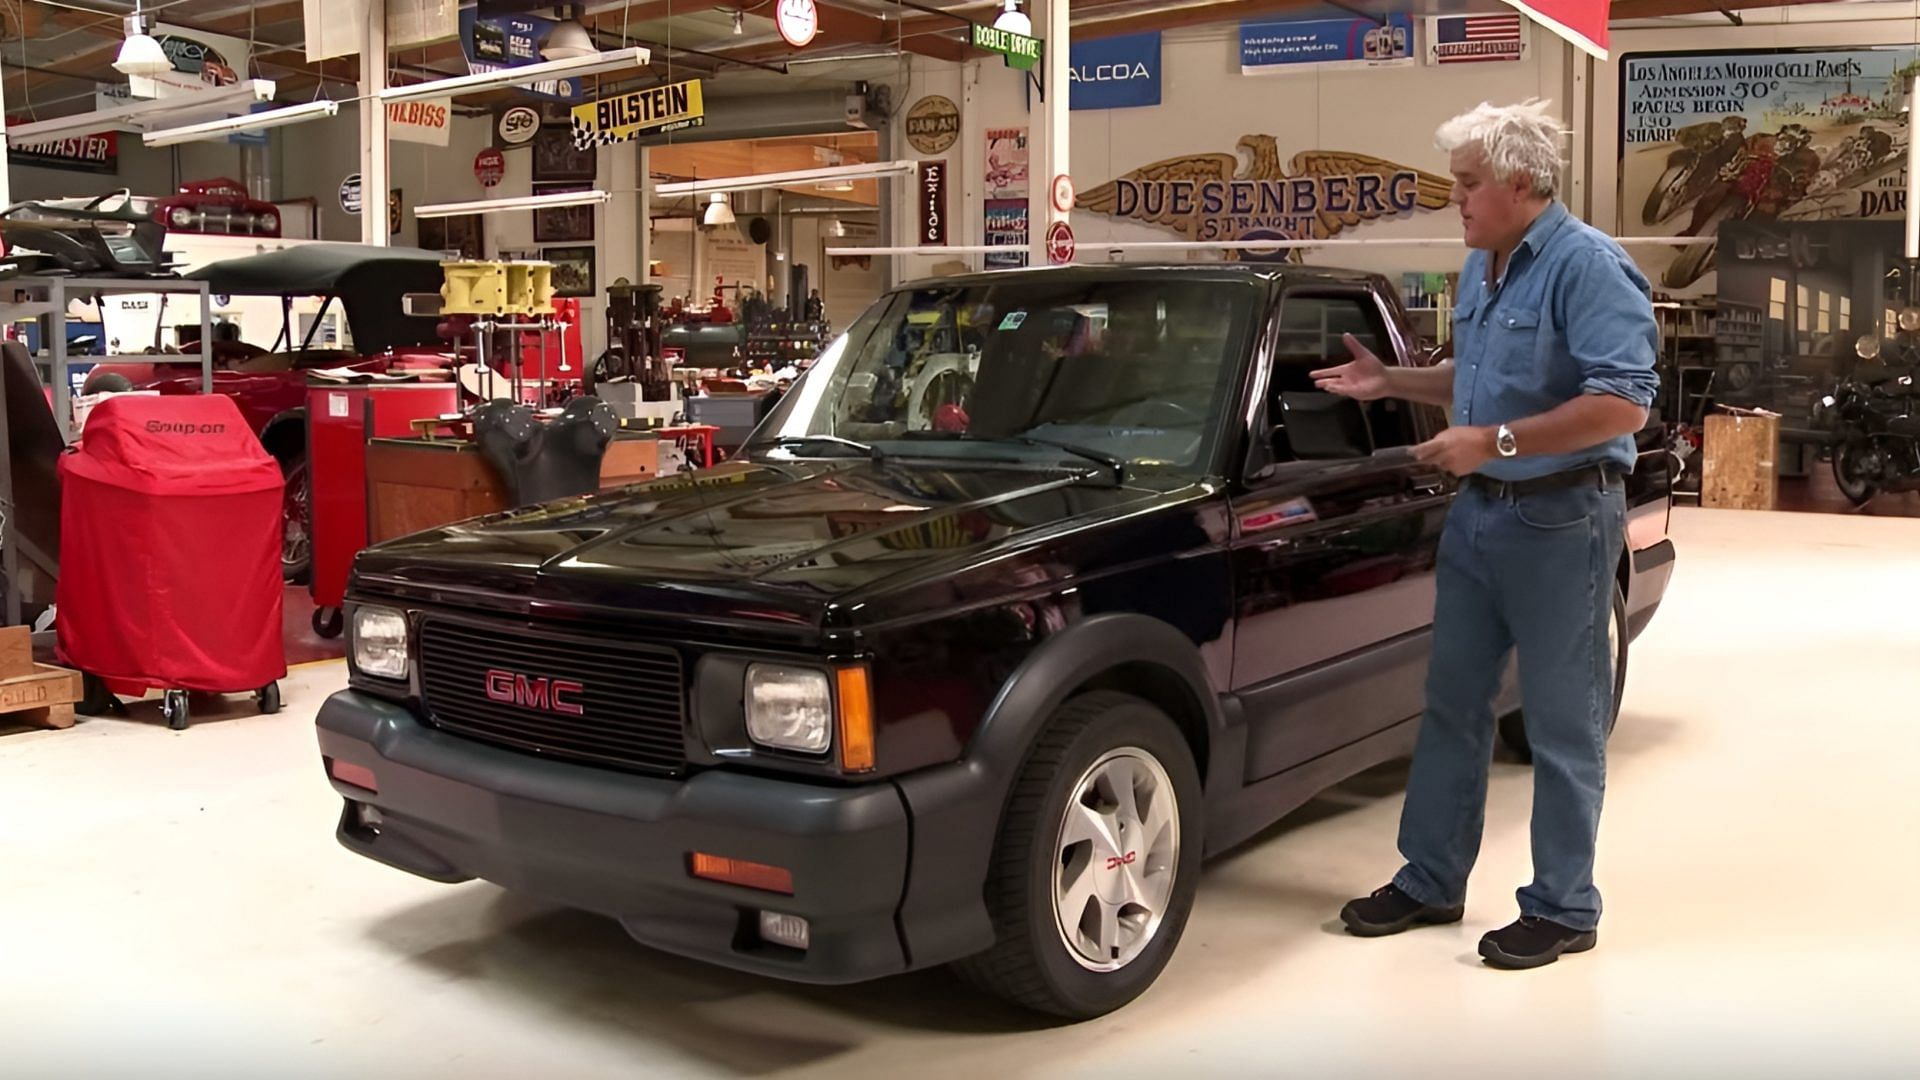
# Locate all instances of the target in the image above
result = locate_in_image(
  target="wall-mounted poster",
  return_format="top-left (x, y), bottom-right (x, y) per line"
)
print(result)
top-left (544, 246), bottom-right (597, 298)
top-left (419, 213), bottom-right (485, 260)
top-left (985, 199), bottom-right (1030, 268)
top-left (1080, 137), bottom-right (1450, 256)
top-left (1620, 47), bottom-right (1919, 294)
top-left (1240, 15), bottom-right (1414, 74)
top-left (532, 125), bottom-right (597, 182)
top-left (986, 127), bottom-right (1029, 200)
top-left (532, 183), bottom-right (595, 243)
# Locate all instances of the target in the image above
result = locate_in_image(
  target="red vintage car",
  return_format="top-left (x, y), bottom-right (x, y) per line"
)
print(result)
top-left (85, 244), bottom-right (455, 581)
top-left (151, 178), bottom-right (283, 238)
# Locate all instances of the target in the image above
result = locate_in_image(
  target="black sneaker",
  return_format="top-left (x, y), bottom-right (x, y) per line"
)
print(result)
top-left (1478, 916), bottom-right (1598, 969)
top-left (1339, 884), bottom-right (1466, 938)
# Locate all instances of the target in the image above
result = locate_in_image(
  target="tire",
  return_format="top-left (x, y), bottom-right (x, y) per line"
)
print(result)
top-left (257, 682), bottom-right (282, 716)
top-left (1499, 582), bottom-right (1628, 763)
top-left (78, 672), bottom-right (124, 717)
top-left (312, 606), bottom-right (344, 639)
top-left (1642, 162), bottom-right (1691, 226)
top-left (279, 450), bottom-right (312, 585)
top-left (952, 691), bottom-right (1204, 1020)
top-left (162, 689), bottom-right (190, 731)
top-left (1833, 441), bottom-right (1879, 506)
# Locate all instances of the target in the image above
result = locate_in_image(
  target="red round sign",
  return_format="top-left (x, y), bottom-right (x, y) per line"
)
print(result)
top-left (1046, 220), bottom-right (1075, 266)
top-left (474, 148), bottom-right (505, 188)
top-left (1051, 173), bottom-right (1075, 213)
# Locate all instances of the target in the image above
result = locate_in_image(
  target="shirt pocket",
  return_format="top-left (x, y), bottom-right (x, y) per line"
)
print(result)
top-left (1491, 308), bottom-right (1541, 373)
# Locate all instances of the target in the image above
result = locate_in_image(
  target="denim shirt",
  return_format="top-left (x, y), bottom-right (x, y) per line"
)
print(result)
top-left (1450, 201), bottom-right (1660, 481)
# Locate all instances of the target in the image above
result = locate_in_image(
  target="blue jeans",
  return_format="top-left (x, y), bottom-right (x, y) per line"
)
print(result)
top-left (1392, 470), bottom-right (1626, 932)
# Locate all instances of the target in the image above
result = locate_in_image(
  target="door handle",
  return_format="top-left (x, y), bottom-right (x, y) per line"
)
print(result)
top-left (1411, 475), bottom-right (1448, 496)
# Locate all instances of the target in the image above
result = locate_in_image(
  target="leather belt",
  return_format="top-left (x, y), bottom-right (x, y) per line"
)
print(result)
top-left (1464, 464), bottom-right (1622, 500)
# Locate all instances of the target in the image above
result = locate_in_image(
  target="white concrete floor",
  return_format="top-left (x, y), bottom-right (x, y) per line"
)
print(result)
top-left (5, 508), bottom-right (1918, 1079)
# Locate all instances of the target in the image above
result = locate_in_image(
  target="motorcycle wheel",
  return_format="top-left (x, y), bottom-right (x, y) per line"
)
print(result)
top-left (1833, 442), bottom-right (1880, 506)
top-left (1644, 163), bottom-right (1692, 226)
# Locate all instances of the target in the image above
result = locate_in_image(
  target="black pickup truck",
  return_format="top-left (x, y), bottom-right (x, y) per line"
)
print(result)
top-left (317, 265), bottom-right (1676, 1019)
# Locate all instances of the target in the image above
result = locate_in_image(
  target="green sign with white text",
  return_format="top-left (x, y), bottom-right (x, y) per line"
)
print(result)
top-left (973, 23), bottom-right (1043, 70)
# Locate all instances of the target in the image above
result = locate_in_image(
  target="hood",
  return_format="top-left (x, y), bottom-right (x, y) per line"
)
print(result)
top-left (352, 458), bottom-right (1186, 633)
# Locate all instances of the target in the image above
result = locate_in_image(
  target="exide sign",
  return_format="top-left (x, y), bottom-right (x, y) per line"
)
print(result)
top-left (1069, 31), bottom-right (1161, 111)
top-left (485, 668), bottom-right (585, 716)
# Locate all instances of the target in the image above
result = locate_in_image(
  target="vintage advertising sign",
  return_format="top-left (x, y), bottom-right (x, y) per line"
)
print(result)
top-left (985, 199), bottom-right (1030, 268)
top-left (1080, 137), bottom-right (1450, 251)
top-left (570, 79), bottom-right (706, 148)
top-left (1620, 48), bottom-right (1919, 293)
top-left (919, 160), bottom-right (950, 246)
top-left (1070, 31), bottom-right (1161, 111)
top-left (987, 127), bottom-right (1030, 200)
top-left (460, 7), bottom-right (586, 102)
top-left (905, 95), bottom-right (961, 155)
top-left (973, 23), bottom-right (1042, 71)
top-left (1426, 14), bottom-right (1529, 65)
top-left (387, 97), bottom-right (452, 146)
top-left (1241, 15), bottom-right (1413, 74)
top-left (7, 130), bottom-right (118, 174)
top-left (134, 22), bottom-right (250, 99)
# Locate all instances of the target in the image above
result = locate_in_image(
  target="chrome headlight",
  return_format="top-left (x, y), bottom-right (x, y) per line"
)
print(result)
top-left (745, 663), bottom-right (832, 753)
top-left (350, 605), bottom-right (410, 679)
top-left (1899, 308), bottom-right (1920, 333)
top-left (1856, 335), bottom-right (1882, 361)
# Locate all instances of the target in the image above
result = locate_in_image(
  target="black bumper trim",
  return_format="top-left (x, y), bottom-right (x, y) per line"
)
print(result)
top-left (1633, 538), bottom-right (1676, 575)
top-left (316, 690), bottom-right (915, 984)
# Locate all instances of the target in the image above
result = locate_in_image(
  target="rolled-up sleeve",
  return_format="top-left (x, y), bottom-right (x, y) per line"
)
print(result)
top-left (1560, 245), bottom-right (1660, 407)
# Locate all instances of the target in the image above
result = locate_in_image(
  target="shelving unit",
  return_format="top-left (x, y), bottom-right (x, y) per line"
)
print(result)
top-left (9, 276), bottom-right (213, 443)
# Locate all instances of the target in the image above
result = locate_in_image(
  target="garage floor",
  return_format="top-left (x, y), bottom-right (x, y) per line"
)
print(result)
top-left (6, 508), bottom-right (1917, 1079)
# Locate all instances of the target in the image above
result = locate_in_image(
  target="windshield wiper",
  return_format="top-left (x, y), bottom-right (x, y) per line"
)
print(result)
top-left (901, 431), bottom-right (1127, 482)
top-left (760, 434), bottom-right (881, 461)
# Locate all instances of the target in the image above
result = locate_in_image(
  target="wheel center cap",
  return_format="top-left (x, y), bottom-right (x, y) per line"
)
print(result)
top-left (1097, 848), bottom-right (1138, 903)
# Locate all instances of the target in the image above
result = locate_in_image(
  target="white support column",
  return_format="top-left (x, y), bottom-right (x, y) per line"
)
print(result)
top-left (638, 145), bottom-right (653, 286)
top-left (1031, 0), bottom-right (1070, 262)
top-left (1907, 73), bottom-right (1920, 261)
top-left (360, 0), bottom-right (390, 247)
top-left (0, 62), bottom-right (11, 208)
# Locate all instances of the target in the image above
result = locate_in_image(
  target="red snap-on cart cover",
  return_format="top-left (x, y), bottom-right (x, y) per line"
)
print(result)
top-left (56, 394), bottom-right (287, 693)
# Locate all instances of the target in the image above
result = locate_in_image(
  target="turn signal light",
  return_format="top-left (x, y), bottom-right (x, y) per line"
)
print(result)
top-left (327, 757), bottom-right (379, 794)
top-left (836, 666), bottom-right (875, 773)
top-left (689, 852), bottom-right (794, 895)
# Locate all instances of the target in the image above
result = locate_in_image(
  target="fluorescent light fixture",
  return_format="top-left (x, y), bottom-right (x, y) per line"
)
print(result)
top-left (6, 80), bottom-right (277, 146)
top-left (993, 1), bottom-right (1032, 36)
top-left (143, 99), bottom-right (339, 148)
top-left (416, 188), bottom-right (611, 219)
top-left (378, 47), bottom-right (650, 104)
top-left (656, 160), bottom-right (915, 198)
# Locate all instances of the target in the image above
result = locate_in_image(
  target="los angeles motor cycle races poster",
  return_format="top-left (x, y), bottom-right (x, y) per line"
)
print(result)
top-left (1622, 47), bottom-right (1920, 296)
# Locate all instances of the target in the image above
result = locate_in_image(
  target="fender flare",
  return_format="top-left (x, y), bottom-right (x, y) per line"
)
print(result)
top-left (890, 612), bottom-right (1226, 969)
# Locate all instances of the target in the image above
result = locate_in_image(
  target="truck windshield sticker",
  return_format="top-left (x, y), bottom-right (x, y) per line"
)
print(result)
top-left (998, 311), bottom-right (1028, 331)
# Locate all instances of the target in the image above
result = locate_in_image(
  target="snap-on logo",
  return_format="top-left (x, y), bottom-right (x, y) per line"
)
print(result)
top-left (1104, 851), bottom-right (1138, 871)
top-left (484, 668), bottom-right (584, 715)
top-left (145, 420), bottom-right (226, 434)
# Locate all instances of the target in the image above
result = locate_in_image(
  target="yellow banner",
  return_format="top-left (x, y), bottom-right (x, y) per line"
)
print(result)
top-left (571, 79), bottom-right (706, 148)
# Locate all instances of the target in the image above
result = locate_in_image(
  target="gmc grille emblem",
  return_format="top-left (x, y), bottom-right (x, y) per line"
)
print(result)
top-left (484, 669), bottom-right (585, 716)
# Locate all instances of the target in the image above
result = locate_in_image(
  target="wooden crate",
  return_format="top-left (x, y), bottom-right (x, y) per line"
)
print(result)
top-left (365, 434), bottom-right (661, 544)
top-left (0, 662), bottom-right (82, 730)
top-left (1701, 412), bottom-right (1779, 511)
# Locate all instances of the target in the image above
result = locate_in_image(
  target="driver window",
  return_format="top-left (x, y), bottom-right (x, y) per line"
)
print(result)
top-left (1269, 293), bottom-right (1416, 461)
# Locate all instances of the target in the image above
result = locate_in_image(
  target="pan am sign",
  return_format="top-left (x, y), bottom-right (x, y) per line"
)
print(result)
top-left (1069, 31), bottom-right (1161, 111)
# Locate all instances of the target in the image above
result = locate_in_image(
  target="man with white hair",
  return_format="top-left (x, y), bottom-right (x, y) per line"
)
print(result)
top-left (1312, 100), bottom-right (1659, 969)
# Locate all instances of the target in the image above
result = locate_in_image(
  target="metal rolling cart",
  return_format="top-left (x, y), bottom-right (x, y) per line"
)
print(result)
top-left (3, 275), bottom-right (214, 443)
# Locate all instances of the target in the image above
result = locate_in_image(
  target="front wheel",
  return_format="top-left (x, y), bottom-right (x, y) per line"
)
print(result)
top-left (279, 451), bottom-right (312, 585)
top-left (1499, 582), bottom-right (1628, 763)
top-left (952, 691), bottom-right (1203, 1019)
top-left (1833, 441), bottom-right (1880, 506)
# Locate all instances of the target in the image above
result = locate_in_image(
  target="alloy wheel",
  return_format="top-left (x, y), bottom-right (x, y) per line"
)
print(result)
top-left (1052, 747), bottom-right (1181, 972)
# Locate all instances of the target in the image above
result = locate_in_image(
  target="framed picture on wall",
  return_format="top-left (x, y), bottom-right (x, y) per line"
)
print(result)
top-left (532, 125), bottom-right (596, 182)
top-left (532, 183), bottom-right (595, 243)
top-left (544, 245), bottom-right (596, 298)
top-left (417, 213), bottom-right (485, 259)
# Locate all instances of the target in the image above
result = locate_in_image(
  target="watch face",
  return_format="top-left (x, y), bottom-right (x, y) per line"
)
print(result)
top-left (1498, 427), bottom-right (1518, 456)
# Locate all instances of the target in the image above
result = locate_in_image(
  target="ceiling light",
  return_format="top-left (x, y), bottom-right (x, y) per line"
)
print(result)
top-left (143, 99), bottom-right (339, 148)
top-left (826, 217), bottom-right (846, 237)
top-left (114, 14), bottom-right (172, 78)
top-left (993, 1), bottom-right (1031, 36)
top-left (733, 10), bottom-right (745, 35)
top-left (541, 15), bottom-right (597, 61)
top-left (416, 189), bottom-right (612, 219)
top-left (656, 160), bottom-right (915, 197)
top-left (703, 193), bottom-right (736, 228)
top-left (6, 80), bottom-right (277, 145)
top-left (379, 47), bottom-right (650, 104)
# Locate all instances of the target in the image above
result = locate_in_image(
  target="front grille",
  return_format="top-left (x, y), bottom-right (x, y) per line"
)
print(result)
top-left (418, 618), bottom-right (687, 775)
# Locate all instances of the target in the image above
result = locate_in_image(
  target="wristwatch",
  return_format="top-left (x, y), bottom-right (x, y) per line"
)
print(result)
top-left (1495, 424), bottom-right (1519, 458)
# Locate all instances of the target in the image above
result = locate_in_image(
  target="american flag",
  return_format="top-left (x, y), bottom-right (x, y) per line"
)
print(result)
top-left (1430, 14), bottom-right (1526, 64)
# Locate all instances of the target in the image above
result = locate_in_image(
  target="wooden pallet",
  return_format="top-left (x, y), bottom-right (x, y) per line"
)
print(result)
top-left (0, 626), bottom-right (81, 730)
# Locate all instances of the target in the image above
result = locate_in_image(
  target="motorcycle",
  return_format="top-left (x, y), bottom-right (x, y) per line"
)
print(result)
top-left (1818, 330), bottom-right (1920, 506)
top-left (1642, 127), bottom-right (1747, 227)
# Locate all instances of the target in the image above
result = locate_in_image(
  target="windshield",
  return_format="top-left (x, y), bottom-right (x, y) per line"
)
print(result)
top-left (749, 276), bottom-right (1259, 475)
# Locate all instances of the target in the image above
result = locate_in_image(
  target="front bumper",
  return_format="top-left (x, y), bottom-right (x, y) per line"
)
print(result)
top-left (315, 690), bottom-right (913, 984)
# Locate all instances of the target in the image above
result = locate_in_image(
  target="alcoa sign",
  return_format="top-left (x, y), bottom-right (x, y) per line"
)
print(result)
top-left (1069, 31), bottom-right (1161, 111)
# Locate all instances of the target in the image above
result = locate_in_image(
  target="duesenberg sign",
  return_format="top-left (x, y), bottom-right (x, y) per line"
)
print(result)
top-left (1081, 136), bottom-right (1452, 247)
